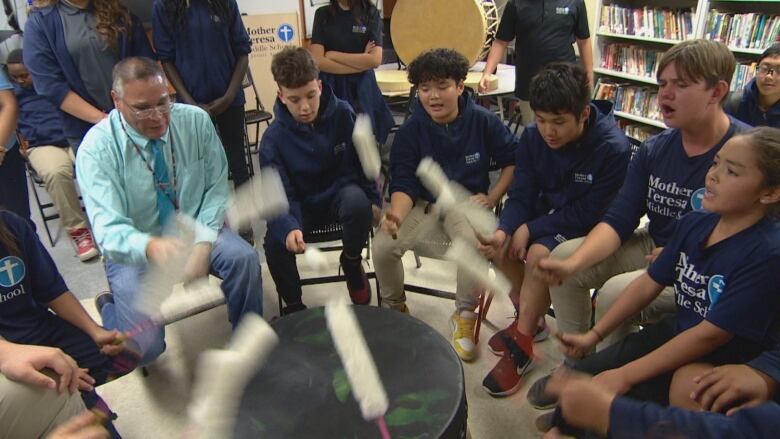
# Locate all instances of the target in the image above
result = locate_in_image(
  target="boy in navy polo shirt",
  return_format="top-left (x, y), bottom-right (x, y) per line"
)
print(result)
top-left (260, 47), bottom-right (380, 314)
top-left (5, 49), bottom-right (98, 262)
top-left (478, 0), bottom-right (593, 126)
top-left (728, 43), bottom-right (780, 128)
top-left (477, 62), bottom-right (630, 396)
top-left (373, 48), bottom-right (517, 361)
top-left (547, 127), bottom-right (780, 435)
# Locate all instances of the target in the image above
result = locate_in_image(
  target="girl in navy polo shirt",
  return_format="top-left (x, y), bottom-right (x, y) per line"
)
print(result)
top-left (23, 0), bottom-right (154, 151)
top-left (0, 210), bottom-right (137, 434)
top-left (310, 0), bottom-right (394, 144)
top-left (152, 0), bottom-right (252, 191)
top-left (550, 127), bottom-right (780, 429)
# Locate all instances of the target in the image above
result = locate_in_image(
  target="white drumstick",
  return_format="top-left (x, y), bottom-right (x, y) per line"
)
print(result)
top-left (227, 167), bottom-right (289, 230)
top-left (187, 314), bottom-right (278, 439)
top-left (325, 301), bottom-right (388, 421)
top-left (416, 157), bottom-right (498, 238)
top-left (444, 237), bottom-right (512, 297)
top-left (304, 247), bottom-right (329, 272)
top-left (352, 114), bottom-right (381, 180)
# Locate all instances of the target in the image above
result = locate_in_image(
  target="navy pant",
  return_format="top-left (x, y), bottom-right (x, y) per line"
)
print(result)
top-left (214, 105), bottom-right (249, 188)
top-left (264, 184), bottom-right (372, 305)
top-left (0, 146), bottom-right (30, 221)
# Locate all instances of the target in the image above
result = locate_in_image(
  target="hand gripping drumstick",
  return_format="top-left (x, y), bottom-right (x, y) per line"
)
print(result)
top-left (444, 237), bottom-right (512, 297)
top-left (226, 167), bottom-right (289, 231)
top-left (326, 301), bottom-right (391, 439)
top-left (352, 114), bottom-right (381, 180)
top-left (187, 314), bottom-right (279, 439)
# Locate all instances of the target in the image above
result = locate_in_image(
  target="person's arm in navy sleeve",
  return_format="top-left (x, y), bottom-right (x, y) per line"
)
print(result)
top-left (22, 16), bottom-right (105, 123)
top-left (259, 137), bottom-right (303, 245)
top-left (13, 213), bottom-right (125, 354)
top-left (749, 350), bottom-right (780, 389)
top-left (526, 140), bottom-right (630, 241)
top-left (549, 368), bottom-right (780, 439)
top-left (481, 113), bottom-right (517, 207)
top-left (574, 0), bottom-right (593, 86)
top-left (309, 8), bottom-right (364, 75)
top-left (206, 1), bottom-right (249, 116)
top-left (498, 131), bottom-right (538, 235)
top-left (383, 127), bottom-right (420, 230)
top-left (601, 143), bottom-right (651, 241)
top-left (319, 8), bottom-right (383, 71)
top-left (152, 0), bottom-right (197, 105)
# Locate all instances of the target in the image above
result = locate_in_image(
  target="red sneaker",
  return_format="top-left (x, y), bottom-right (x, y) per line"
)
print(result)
top-left (69, 228), bottom-right (99, 262)
top-left (340, 253), bottom-right (371, 305)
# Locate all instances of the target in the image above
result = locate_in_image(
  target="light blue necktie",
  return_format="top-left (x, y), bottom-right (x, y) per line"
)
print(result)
top-left (150, 139), bottom-right (175, 227)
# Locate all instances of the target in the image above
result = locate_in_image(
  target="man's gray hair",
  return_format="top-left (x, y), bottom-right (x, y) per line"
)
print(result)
top-left (112, 57), bottom-right (166, 97)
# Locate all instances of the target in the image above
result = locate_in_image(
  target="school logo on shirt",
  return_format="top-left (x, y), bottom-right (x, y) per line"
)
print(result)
top-left (707, 274), bottom-right (725, 309)
top-left (465, 152), bottom-right (481, 165)
top-left (573, 173), bottom-right (593, 184)
top-left (352, 25), bottom-right (368, 34)
top-left (0, 256), bottom-right (25, 288)
top-left (647, 175), bottom-right (695, 218)
top-left (334, 142), bottom-right (347, 154)
top-left (555, 7), bottom-right (570, 14)
top-left (690, 188), bottom-right (706, 211)
top-left (277, 24), bottom-right (295, 42)
top-left (674, 252), bottom-right (712, 318)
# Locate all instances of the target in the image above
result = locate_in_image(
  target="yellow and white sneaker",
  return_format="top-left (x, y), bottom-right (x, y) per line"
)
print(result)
top-left (450, 310), bottom-right (478, 361)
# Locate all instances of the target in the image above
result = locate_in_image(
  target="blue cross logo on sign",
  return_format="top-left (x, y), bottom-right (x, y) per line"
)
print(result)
top-left (277, 24), bottom-right (294, 42)
top-left (0, 256), bottom-right (25, 288)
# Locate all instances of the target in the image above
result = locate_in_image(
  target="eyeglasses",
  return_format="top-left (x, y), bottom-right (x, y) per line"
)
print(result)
top-left (757, 64), bottom-right (779, 77)
top-left (122, 98), bottom-right (174, 119)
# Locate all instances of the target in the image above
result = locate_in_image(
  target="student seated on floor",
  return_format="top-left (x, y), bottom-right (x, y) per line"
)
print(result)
top-left (5, 49), bottom-right (98, 262)
top-left (528, 39), bottom-right (752, 409)
top-left (373, 48), bottom-right (517, 362)
top-left (0, 210), bottom-right (136, 438)
top-left (544, 352), bottom-right (780, 439)
top-left (260, 47), bottom-right (381, 314)
top-left (545, 127), bottom-right (780, 437)
top-left (727, 43), bottom-right (780, 128)
top-left (477, 62), bottom-right (630, 397)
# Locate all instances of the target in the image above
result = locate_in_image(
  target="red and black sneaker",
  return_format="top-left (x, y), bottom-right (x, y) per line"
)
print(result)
top-left (340, 252), bottom-right (371, 305)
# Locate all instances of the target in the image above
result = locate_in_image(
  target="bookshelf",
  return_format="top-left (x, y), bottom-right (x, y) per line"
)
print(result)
top-left (592, 0), bottom-right (780, 139)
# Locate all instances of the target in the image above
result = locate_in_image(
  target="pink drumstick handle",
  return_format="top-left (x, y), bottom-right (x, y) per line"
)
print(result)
top-left (376, 416), bottom-right (391, 439)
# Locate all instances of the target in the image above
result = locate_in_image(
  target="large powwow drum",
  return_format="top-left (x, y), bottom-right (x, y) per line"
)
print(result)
top-left (390, 0), bottom-right (499, 66)
top-left (234, 306), bottom-right (468, 438)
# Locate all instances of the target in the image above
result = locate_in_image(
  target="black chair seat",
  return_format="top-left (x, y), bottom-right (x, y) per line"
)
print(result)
top-left (245, 109), bottom-right (273, 125)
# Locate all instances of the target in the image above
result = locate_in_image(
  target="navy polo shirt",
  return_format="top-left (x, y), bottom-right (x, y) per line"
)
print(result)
top-left (152, 0), bottom-right (251, 107)
top-left (496, 0), bottom-right (590, 100)
top-left (602, 117), bottom-right (750, 247)
top-left (648, 211), bottom-right (780, 364)
top-left (311, 4), bottom-right (382, 53)
top-left (13, 85), bottom-right (68, 148)
top-left (0, 211), bottom-right (68, 344)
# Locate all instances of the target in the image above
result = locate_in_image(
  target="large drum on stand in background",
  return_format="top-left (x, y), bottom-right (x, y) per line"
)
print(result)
top-left (390, 0), bottom-right (499, 67)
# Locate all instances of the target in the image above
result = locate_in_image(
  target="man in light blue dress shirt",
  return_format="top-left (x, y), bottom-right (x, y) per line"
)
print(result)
top-left (76, 57), bottom-right (262, 365)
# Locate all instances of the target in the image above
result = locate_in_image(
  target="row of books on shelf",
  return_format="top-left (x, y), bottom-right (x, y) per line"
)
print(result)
top-left (594, 78), bottom-right (662, 124)
top-left (600, 42), bottom-right (663, 79)
top-left (732, 61), bottom-right (757, 93)
top-left (599, 5), bottom-right (694, 41)
top-left (620, 122), bottom-right (661, 143)
top-left (704, 10), bottom-right (780, 50)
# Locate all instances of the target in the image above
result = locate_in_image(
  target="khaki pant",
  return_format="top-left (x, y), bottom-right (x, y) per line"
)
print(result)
top-left (373, 202), bottom-right (479, 312)
top-left (548, 228), bottom-right (677, 350)
top-left (27, 145), bottom-right (88, 230)
top-left (0, 374), bottom-right (86, 439)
